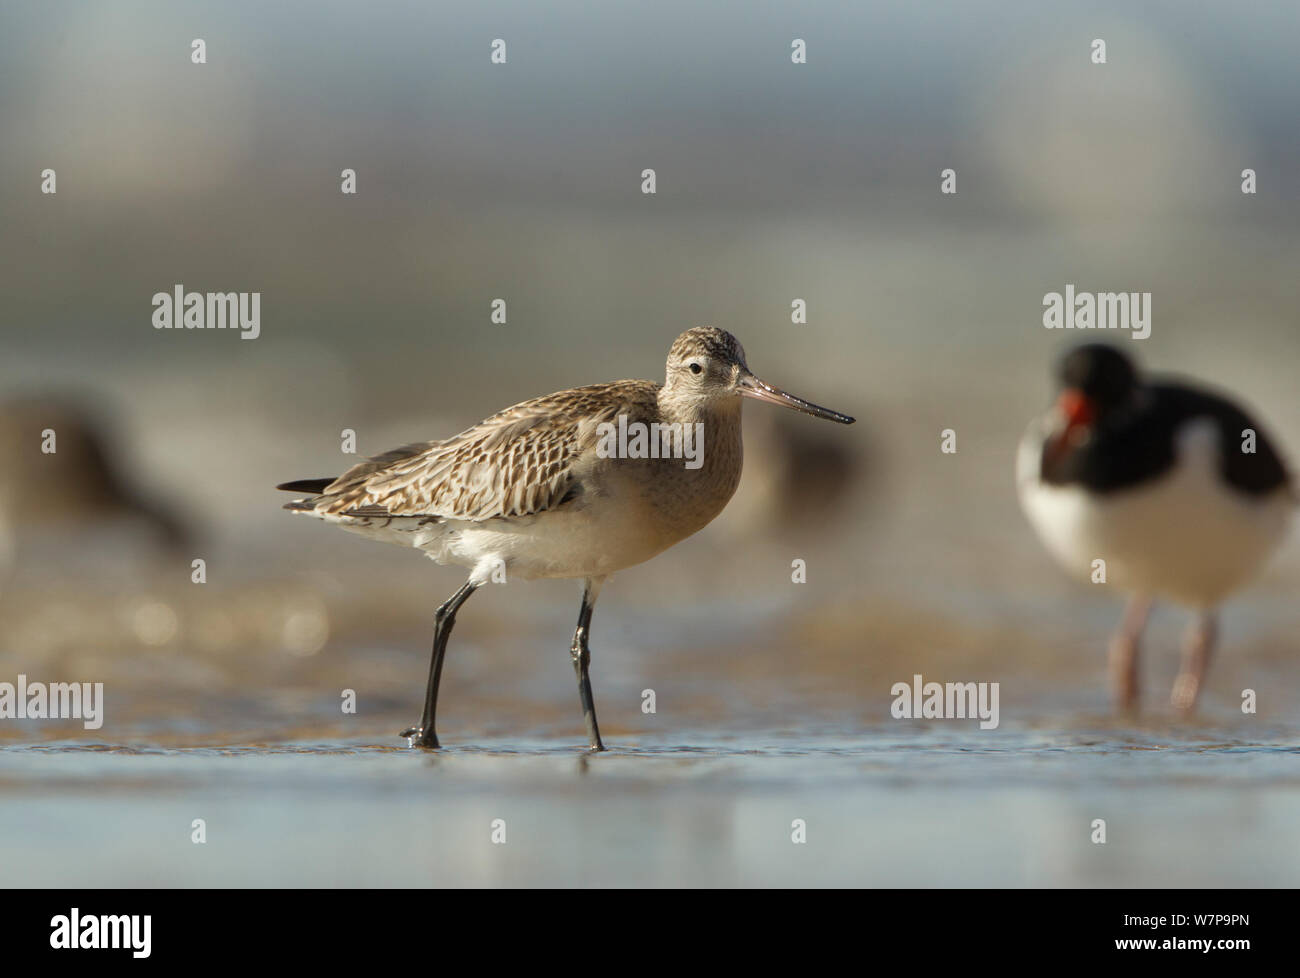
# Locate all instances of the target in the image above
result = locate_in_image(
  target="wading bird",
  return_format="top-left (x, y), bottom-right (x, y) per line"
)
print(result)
top-left (1017, 345), bottom-right (1293, 712)
top-left (0, 395), bottom-right (190, 574)
top-left (278, 327), bottom-right (854, 750)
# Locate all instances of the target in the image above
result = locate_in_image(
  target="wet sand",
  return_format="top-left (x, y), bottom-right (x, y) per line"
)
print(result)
top-left (3, 724), bottom-right (1298, 888)
top-left (3, 507), bottom-right (1298, 889)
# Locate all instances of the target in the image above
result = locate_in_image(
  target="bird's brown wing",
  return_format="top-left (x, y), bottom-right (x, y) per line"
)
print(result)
top-left (309, 382), bottom-right (655, 521)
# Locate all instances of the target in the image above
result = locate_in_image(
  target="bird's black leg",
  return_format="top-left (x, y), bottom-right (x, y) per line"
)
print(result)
top-left (401, 579), bottom-right (479, 749)
top-left (570, 580), bottom-right (606, 752)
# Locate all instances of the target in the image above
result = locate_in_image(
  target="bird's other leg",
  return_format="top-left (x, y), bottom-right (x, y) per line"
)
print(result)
top-left (1108, 594), bottom-right (1151, 714)
top-left (570, 577), bottom-right (606, 752)
top-left (401, 579), bottom-right (480, 749)
top-left (1171, 610), bottom-right (1217, 713)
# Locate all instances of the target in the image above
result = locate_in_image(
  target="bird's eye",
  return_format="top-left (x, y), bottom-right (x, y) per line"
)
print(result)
top-left (689, 362), bottom-right (703, 375)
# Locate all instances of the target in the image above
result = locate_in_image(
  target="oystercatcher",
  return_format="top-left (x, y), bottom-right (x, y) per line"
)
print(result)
top-left (1017, 344), bottom-right (1294, 712)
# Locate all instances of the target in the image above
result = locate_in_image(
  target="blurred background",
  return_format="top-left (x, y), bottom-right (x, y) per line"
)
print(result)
top-left (1, 0), bottom-right (1298, 886)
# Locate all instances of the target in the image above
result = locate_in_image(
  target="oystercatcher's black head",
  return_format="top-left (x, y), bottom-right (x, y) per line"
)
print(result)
top-left (1044, 345), bottom-right (1140, 464)
top-left (1057, 344), bottom-right (1139, 410)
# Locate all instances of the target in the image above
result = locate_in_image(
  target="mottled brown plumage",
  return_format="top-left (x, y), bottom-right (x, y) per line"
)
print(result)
top-left (277, 326), bottom-right (854, 750)
top-left (313, 382), bottom-right (656, 521)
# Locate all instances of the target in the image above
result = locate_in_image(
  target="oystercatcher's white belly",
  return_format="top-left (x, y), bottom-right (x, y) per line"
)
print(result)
top-left (1017, 419), bottom-right (1292, 608)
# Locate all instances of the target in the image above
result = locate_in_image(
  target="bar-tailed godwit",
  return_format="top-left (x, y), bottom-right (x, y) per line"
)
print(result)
top-left (278, 327), bottom-right (854, 750)
top-left (1017, 345), bottom-right (1293, 712)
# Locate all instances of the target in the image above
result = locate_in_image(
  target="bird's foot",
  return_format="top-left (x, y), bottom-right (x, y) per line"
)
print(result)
top-left (1112, 700), bottom-right (1140, 721)
top-left (1170, 675), bottom-right (1200, 713)
top-left (1107, 638), bottom-right (1140, 716)
top-left (1110, 680), bottom-right (1140, 716)
top-left (400, 726), bottom-right (440, 749)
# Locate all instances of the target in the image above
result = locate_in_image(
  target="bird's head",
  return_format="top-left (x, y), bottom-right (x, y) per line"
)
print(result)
top-left (663, 326), bottom-right (855, 424)
top-left (1047, 343), bottom-right (1140, 455)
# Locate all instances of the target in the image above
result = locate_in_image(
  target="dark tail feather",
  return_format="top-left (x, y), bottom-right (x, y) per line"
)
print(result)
top-left (276, 478), bottom-right (335, 494)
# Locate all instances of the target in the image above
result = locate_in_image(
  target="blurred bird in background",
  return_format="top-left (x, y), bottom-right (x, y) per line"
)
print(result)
top-left (1017, 345), bottom-right (1294, 712)
top-left (0, 395), bottom-right (191, 578)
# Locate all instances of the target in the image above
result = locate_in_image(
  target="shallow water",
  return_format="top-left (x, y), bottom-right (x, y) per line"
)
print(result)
top-left (2, 540), bottom-right (1298, 888)
top-left (3, 723), bottom-right (1297, 887)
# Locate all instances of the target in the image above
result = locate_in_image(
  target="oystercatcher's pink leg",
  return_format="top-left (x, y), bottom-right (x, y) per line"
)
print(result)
top-left (1108, 595), bottom-right (1152, 713)
top-left (1171, 611), bottom-right (1217, 712)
